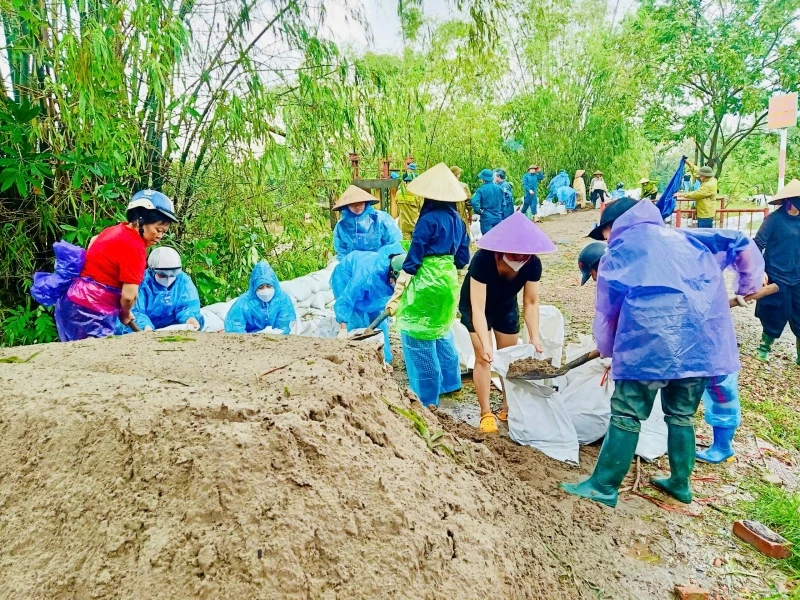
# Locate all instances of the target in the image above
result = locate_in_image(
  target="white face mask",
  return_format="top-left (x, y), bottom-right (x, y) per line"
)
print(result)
top-left (256, 288), bottom-right (275, 303)
top-left (503, 255), bottom-right (528, 272)
top-left (155, 274), bottom-right (177, 288)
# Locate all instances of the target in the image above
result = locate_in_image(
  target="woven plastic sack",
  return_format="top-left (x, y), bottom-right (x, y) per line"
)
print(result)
top-left (493, 344), bottom-right (579, 464)
top-left (395, 255), bottom-right (458, 340)
top-left (31, 240), bottom-right (87, 307)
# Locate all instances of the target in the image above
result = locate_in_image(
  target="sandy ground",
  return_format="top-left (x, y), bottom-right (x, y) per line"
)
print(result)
top-left (392, 207), bottom-right (799, 599)
top-left (1, 208), bottom-right (797, 599)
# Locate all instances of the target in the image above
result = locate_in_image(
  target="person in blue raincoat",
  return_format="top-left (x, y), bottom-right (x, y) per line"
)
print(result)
top-left (545, 170), bottom-right (570, 202)
top-left (610, 182), bottom-right (626, 200)
top-left (332, 185), bottom-right (402, 260)
top-left (555, 185), bottom-right (577, 212)
top-left (331, 242), bottom-right (406, 363)
top-left (471, 168), bottom-right (506, 235)
top-left (561, 198), bottom-right (765, 508)
top-left (494, 169), bottom-right (515, 219)
top-left (225, 261), bottom-right (296, 334)
top-left (117, 247), bottom-right (203, 333)
top-left (521, 165), bottom-right (544, 219)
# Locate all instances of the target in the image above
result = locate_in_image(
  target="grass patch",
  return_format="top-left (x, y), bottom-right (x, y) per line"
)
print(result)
top-left (741, 483), bottom-right (800, 579)
top-left (741, 395), bottom-right (800, 452)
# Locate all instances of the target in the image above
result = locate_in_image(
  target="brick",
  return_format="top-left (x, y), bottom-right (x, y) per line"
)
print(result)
top-left (733, 520), bottom-right (793, 559)
top-left (674, 584), bottom-right (710, 600)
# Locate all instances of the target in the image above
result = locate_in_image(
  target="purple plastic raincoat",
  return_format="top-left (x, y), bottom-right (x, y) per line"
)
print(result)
top-left (594, 200), bottom-right (764, 381)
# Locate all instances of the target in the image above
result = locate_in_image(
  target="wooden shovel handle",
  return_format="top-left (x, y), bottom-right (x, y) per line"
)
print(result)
top-left (729, 283), bottom-right (779, 308)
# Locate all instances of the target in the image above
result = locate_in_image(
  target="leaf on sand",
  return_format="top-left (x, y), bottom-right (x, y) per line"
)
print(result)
top-left (157, 335), bottom-right (196, 343)
top-left (0, 351), bottom-right (43, 364)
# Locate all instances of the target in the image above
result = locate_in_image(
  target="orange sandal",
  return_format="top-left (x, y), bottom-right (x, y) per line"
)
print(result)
top-left (495, 408), bottom-right (508, 422)
top-left (479, 413), bottom-right (498, 434)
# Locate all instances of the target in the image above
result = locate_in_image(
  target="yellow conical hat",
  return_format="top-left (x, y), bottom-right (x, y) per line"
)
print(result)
top-left (406, 163), bottom-right (468, 203)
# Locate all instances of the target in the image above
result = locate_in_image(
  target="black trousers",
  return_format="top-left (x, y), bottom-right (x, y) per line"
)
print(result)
top-left (756, 280), bottom-right (800, 339)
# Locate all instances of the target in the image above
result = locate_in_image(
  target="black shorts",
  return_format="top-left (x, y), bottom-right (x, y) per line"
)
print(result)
top-left (459, 304), bottom-right (520, 335)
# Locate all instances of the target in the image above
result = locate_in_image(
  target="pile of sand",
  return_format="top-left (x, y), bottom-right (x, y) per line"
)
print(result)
top-left (0, 333), bottom-right (578, 599)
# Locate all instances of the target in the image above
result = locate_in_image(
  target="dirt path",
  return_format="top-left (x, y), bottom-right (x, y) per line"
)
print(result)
top-left (390, 208), bottom-right (797, 599)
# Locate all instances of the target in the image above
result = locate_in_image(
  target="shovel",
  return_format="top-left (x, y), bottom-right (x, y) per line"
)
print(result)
top-left (517, 350), bottom-right (601, 381)
top-left (728, 283), bottom-right (778, 308)
top-left (349, 310), bottom-right (390, 341)
top-left (517, 283), bottom-right (778, 381)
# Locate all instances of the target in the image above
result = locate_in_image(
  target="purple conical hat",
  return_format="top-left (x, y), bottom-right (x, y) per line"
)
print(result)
top-left (477, 212), bottom-right (558, 254)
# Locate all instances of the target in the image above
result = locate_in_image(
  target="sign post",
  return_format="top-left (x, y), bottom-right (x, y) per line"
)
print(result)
top-left (767, 93), bottom-right (798, 191)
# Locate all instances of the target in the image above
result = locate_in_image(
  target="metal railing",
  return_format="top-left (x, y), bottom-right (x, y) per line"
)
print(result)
top-left (673, 207), bottom-right (768, 236)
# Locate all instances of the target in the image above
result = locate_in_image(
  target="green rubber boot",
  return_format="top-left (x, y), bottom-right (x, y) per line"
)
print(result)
top-left (651, 424), bottom-right (696, 504)
top-left (560, 424), bottom-right (639, 508)
top-left (756, 333), bottom-right (775, 362)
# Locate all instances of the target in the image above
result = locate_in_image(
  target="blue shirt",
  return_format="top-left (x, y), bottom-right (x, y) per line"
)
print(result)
top-left (471, 182), bottom-right (506, 229)
top-left (522, 172), bottom-right (544, 196)
top-left (498, 180), bottom-right (515, 218)
top-left (402, 201), bottom-right (470, 275)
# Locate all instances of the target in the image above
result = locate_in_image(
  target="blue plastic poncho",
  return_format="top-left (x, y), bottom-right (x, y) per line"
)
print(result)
top-left (546, 170), bottom-right (570, 200)
top-left (30, 241), bottom-right (87, 306)
top-left (702, 373), bottom-right (741, 428)
top-left (594, 200), bottom-right (764, 381)
top-left (555, 185), bottom-right (577, 210)
top-left (224, 261), bottom-right (296, 334)
top-left (331, 241), bottom-right (404, 362)
top-left (333, 205), bottom-right (402, 260)
top-left (116, 270), bottom-right (204, 333)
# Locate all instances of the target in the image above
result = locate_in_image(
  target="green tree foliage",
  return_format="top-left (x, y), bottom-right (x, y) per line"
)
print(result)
top-left (501, 0), bottom-right (652, 187)
top-left (626, 0), bottom-right (800, 176)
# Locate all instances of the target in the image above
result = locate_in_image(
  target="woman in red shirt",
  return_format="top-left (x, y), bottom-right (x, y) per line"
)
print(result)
top-left (54, 190), bottom-right (178, 341)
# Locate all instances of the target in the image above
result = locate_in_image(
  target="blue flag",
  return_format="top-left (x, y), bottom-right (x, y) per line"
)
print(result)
top-left (655, 157), bottom-right (686, 219)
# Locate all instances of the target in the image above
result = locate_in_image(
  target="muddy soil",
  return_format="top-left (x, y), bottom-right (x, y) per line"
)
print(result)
top-left (506, 357), bottom-right (559, 379)
top-left (390, 208), bottom-right (796, 599)
top-left (0, 329), bottom-right (717, 600)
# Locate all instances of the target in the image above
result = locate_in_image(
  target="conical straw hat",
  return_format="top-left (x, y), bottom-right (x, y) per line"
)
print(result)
top-left (406, 162), bottom-right (467, 203)
top-left (333, 185), bottom-right (379, 211)
top-left (768, 179), bottom-right (800, 205)
top-left (639, 177), bottom-right (650, 185)
top-left (575, 170), bottom-right (585, 177)
top-left (477, 212), bottom-right (557, 255)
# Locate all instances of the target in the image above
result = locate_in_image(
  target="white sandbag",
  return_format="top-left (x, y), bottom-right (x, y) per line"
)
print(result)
top-left (204, 299), bottom-right (236, 321)
top-left (291, 320), bottom-right (317, 337)
top-left (259, 326), bottom-right (285, 335)
top-left (297, 295), bottom-right (313, 308)
top-left (200, 308), bottom-right (225, 332)
top-left (470, 217), bottom-right (482, 242)
top-left (451, 321), bottom-right (474, 370)
top-left (157, 324), bottom-right (191, 332)
top-left (309, 270), bottom-right (332, 291)
top-left (281, 278), bottom-right (313, 302)
top-left (539, 202), bottom-right (557, 217)
top-left (556, 204), bottom-right (567, 215)
top-left (637, 392), bottom-right (668, 460)
top-left (521, 304), bottom-right (564, 367)
top-left (560, 357), bottom-right (613, 444)
top-left (493, 345), bottom-right (580, 464)
top-left (311, 290), bottom-right (335, 310)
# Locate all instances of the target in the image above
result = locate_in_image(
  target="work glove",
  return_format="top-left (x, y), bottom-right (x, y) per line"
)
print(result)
top-left (385, 270), bottom-right (412, 316)
top-left (734, 295), bottom-right (752, 307)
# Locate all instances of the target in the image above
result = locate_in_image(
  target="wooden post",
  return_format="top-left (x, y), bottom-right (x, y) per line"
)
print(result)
top-left (675, 210), bottom-right (682, 229)
top-left (349, 153), bottom-right (360, 179)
